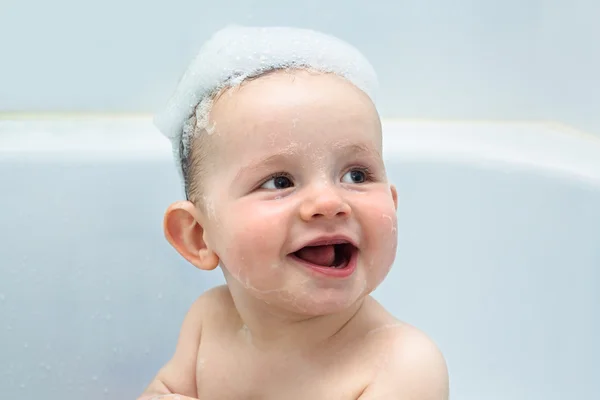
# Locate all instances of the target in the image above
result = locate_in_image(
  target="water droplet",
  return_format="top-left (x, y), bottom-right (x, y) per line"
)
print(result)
top-left (104, 295), bottom-right (111, 302)
top-left (23, 342), bottom-right (29, 349)
top-left (157, 292), bottom-right (163, 300)
top-left (92, 375), bottom-right (98, 381)
top-left (105, 313), bottom-right (112, 321)
top-left (0, 293), bottom-right (5, 301)
top-left (20, 383), bottom-right (25, 389)
top-left (104, 387), bottom-right (109, 394)
top-left (6, 325), bottom-right (12, 331)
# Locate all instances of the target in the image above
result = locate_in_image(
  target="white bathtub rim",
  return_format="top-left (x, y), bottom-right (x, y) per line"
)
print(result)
top-left (1, 117), bottom-right (599, 186)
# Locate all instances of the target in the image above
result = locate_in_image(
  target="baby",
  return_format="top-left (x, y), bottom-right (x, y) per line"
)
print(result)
top-left (139, 26), bottom-right (448, 400)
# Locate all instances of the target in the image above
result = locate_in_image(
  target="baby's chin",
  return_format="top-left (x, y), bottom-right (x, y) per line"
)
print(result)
top-left (220, 256), bottom-right (387, 317)
top-left (264, 290), bottom-right (367, 318)
top-left (237, 275), bottom-right (373, 317)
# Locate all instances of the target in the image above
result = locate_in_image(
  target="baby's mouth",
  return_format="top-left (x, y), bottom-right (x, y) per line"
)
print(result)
top-left (291, 243), bottom-right (356, 269)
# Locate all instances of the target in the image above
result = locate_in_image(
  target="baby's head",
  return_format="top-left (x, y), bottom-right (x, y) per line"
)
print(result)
top-left (157, 26), bottom-right (398, 317)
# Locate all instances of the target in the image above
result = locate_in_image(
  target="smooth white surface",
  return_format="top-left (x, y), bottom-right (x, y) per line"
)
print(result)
top-left (0, 118), bottom-right (599, 399)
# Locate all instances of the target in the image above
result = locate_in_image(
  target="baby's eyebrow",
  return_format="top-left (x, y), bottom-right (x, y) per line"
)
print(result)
top-left (233, 153), bottom-right (291, 182)
top-left (233, 143), bottom-right (381, 181)
top-left (335, 143), bottom-right (381, 159)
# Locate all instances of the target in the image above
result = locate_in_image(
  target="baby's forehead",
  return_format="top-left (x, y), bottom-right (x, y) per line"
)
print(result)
top-left (207, 127), bottom-right (383, 174)
top-left (209, 71), bottom-right (379, 132)
top-left (197, 70), bottom-right (382, 171)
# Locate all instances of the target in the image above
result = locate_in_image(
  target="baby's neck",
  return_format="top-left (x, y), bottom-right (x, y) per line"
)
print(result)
top-left (230, 291), bottom-right (367, 353)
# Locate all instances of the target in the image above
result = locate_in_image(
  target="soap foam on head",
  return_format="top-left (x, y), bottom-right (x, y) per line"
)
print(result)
top-left (153, 24), bottom-right (379, 180)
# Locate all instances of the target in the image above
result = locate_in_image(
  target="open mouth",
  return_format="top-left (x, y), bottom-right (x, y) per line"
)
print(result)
top-left (290, 242), bottom-right (356, 269)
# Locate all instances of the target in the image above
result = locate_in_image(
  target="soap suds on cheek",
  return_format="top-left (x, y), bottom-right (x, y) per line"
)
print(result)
top-left (381, 213), bottom-right (398, 234)
top-left (369, 211), bottom-right (398, 279)
top-left (377, 212), bottom-right (398, 256)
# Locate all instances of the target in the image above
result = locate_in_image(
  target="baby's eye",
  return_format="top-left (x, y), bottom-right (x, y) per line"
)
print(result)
top-left (261, 174), bottom-right (294, 190)
top-left (341, 169), bottom-right (369, 184)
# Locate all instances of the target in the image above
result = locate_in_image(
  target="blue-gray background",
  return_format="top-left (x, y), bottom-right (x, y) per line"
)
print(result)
top-left (1, 0), bottom-right (599, 135)
top-left (1, 1), bottom-right (600, 399)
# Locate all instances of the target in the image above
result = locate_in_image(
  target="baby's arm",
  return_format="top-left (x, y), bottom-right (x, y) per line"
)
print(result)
top-left (137, 295), bottom-right (207, 400)
top-left (359, 327), bottom-right (449, 400)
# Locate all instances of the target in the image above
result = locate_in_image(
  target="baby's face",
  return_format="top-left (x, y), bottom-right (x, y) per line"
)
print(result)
top-left (199, 70), bottom-right (398, 316)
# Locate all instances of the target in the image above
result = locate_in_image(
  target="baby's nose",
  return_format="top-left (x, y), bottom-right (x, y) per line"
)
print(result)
top-left (299, 186), bottom-right (351, 221)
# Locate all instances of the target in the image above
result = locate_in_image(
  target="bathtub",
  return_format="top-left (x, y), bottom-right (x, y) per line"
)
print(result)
top-left (1, 117), bottom-right (599, 399)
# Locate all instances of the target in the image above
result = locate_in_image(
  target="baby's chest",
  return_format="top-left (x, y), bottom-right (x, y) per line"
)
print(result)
top-left (195, 348), bottom-right (370, 400)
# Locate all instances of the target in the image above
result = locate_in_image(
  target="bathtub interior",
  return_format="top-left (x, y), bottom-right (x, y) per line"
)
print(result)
top-left (0, 118), bottom-right (599, 400)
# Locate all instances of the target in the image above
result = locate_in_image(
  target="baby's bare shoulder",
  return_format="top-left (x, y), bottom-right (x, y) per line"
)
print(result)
top-left (181, 285), bottom-right (233, 324)
top-left (359, 320), bottom-right (449, 400)
top-left (187, 284), bottom-right (240, 334)
top-left (197, 284), bottom-right (234, 310)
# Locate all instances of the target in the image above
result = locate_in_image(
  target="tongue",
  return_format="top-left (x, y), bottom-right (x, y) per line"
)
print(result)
top-left (295, 245), bottom-right (336, 267)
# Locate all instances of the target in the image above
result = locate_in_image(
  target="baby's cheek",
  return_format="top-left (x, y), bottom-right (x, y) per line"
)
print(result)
top-left (222, 211), bottom-right (285, 268)
top-left (360, 196), bottom-right (398, 265)
top-left (378, 209), bottom-right (398, 257)
top-left (358, 191), bottom-right (397, 230)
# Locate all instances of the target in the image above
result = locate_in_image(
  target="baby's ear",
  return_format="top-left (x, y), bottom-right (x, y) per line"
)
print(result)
top-left (163, 201), bottom-right (220, 271)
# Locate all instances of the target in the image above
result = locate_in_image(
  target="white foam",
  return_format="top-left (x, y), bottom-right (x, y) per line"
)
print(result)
top-left (153, 25), bottom-right (379, 177)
